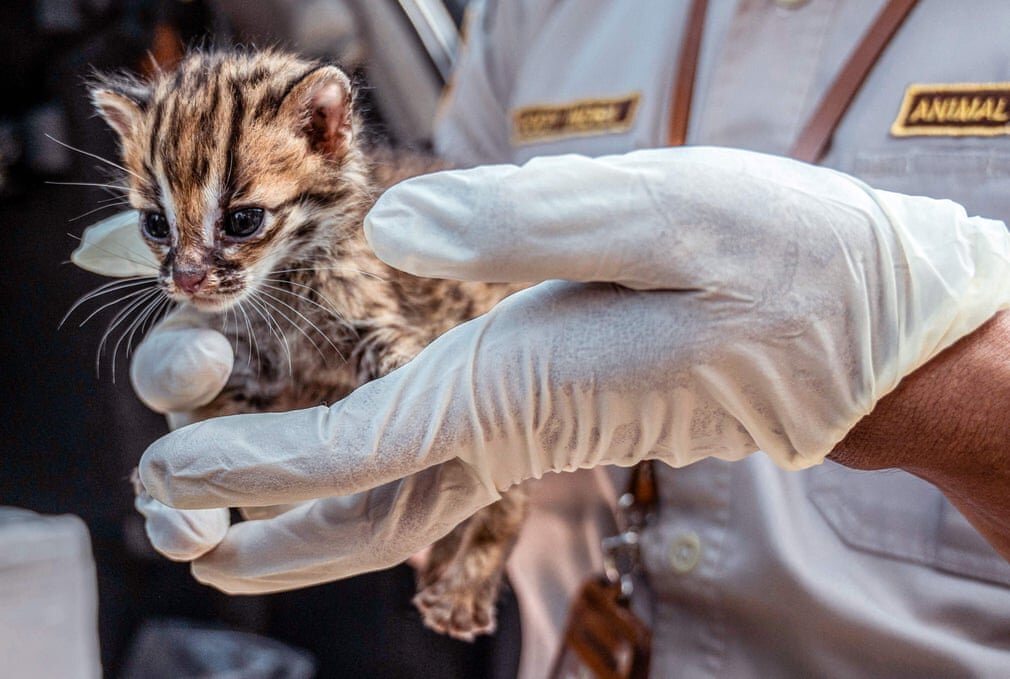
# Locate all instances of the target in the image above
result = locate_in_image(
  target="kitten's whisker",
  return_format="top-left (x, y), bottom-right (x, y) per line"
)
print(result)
top-left (97, 288), bottom-right (162, 380)
top-left (226, 306), bottom-right (243, 367)
top-left (236, 300), bottom-right (258, 370)
top-left (256, 293), bottom-right (329, 365)
top-left (269, 266), bottom-right (388, 281)
top-left (44, 134), bottom-right (144, 181)
top-left (47, 180), bottom-right (129, 194)
top-left (113, 300), bottom-right (150, 368)
top-left (65, 231), bottom-right (161, 273)
top-left (140, 297), bottom-right (175, 339)
top-left (114, 290), bottom-right (165, 377)
top-left (222, 305), bottom-right (236, 359)
top-left (78, 286), bottom-right (157, 330)
top-left (97, 194), bottom-right (131, 204)
top-left (141, 295), bottom-right (173, 342)
top-left (246, 294), bottom-right (293, 376)
top-left (131, 295), bottom-right (169, 355)
top-left (63, 274), bottom-right (153, 309)
top-left (254, 295), bottom-right (325, 359)
top-left (259, 281), bottom-right (356, 337)
top-left (100, 287), bottom-right (159, 350)
top-left (106, 289), bottom-right (162, 381)
top-left (61, 277), bottom-right (157, 328)
top-left (156, 298), bottom-right (175, 330)
top-left (68, 201), bottom-right (132, 223)
top-left (261, 278), bottom-right (344, 305)
top-left (258, 289), bottom-right (346, 364)
top-left (143, 49), bottom-right (164, 77)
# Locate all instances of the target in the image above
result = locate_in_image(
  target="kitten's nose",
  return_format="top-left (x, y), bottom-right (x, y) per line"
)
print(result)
top-left (173, 268), bottom-right (208, 294)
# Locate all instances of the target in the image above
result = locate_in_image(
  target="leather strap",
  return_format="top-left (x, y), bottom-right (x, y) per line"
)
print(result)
top-left (667, 0), bottom-right (919, 162)
top-left (791, 0), bottom-right (919, 161)
top-left (622, 460), bottom-right (659, 530)
top-left (667, 0), bottom-right (708, 146)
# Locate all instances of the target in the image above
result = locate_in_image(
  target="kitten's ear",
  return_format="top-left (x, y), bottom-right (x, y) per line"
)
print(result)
top-left (280, 66), bottom-right (353, 157)
top-left (90, 74), bottom-right (151, 143)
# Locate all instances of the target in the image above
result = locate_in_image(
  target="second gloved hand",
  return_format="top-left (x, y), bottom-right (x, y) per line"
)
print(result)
top-left (137, 147), bottom-right (1010, 593)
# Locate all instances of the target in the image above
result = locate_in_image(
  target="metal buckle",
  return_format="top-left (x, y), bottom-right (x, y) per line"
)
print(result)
top-left (602, 529), bottom-right (640, 600)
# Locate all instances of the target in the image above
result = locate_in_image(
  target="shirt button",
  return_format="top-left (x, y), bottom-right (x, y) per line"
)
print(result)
top-left (669, 531), bottom-right (702, 574)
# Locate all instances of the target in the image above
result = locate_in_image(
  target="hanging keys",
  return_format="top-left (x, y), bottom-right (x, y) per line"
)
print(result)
top-left (548, 466), bottom-right (656, 679)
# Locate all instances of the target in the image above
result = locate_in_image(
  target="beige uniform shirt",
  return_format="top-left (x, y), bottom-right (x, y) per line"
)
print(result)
top-left (435, 1), bottom-right (1010, 677)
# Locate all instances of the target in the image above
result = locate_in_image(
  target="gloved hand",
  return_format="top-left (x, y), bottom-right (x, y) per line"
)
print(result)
top-left (132, 147), bottom-right (1010, 592)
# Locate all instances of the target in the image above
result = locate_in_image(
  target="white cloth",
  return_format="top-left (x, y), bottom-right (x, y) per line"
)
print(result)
top-left (0, 509), bottom-right (102, 679)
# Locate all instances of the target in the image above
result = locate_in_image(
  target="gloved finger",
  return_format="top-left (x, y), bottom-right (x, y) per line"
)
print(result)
top-left (130, 326), bottom-right (234, 413)
top-left (133, 480), bottom-right (230, 561)
top-left (139, 354), bottom-right (475, 509)
top-left (239, 502), bottom-right (307, 521)
top-left (364, 146), bottom-right (884, 292)
top-left (190, 460), bottom-right (496, 593)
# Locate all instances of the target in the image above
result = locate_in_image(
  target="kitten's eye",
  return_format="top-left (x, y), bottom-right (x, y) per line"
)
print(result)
top-left (141, 211), bottom-right (170, 242)
top-left (223, 207), bottom-right (265, 239)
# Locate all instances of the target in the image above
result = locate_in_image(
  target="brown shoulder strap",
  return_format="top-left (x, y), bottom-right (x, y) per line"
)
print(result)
top-left (624, 460), bottom-right (658, 525)
top-left (667, 0), bottom-right (919, 162)
top-left (667, 0), bottom-right (709, 147)
top-left (790, 0), bottom-right (919, 162)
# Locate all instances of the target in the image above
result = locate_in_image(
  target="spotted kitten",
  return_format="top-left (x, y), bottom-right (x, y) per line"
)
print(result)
top-left (90, 51), bottom-right (526, 640)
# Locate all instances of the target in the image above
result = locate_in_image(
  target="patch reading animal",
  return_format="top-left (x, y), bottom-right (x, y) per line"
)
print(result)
top-left (890, 82), bottom-right (1010, 137)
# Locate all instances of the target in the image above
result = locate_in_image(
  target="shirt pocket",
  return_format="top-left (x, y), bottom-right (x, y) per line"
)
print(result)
top-left (807, 464), bottom-right (1010, 587)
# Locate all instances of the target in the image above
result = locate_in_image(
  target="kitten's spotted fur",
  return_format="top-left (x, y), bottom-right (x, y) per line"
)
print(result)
top-left (91, 51), bottom-right (526, 640)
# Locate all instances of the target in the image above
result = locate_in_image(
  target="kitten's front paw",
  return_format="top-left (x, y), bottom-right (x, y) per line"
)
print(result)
top-left (413, 579), bottom-right (497, 642)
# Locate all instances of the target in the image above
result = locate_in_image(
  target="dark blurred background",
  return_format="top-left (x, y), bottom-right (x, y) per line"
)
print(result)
top-left (0, 1), bottom-right (519, 676)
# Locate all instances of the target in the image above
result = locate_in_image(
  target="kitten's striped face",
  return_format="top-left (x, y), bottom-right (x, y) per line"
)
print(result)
top-left (92, 52), bottom-right (366, 312)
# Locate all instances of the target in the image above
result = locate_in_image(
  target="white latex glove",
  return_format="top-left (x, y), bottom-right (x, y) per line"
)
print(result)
top-left (133, 147), bottom-right (1010, 593)
top-left (130, 312), bottom-right (234, 419)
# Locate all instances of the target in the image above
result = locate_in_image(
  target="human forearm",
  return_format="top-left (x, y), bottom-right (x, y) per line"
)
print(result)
top-left (830, 310), bottom-right (1010, 560)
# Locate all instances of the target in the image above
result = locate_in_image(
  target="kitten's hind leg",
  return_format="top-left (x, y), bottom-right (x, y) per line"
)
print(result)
top-left (416, 522), bottom-right (468, 590)
top-left (413, 487), bottom-right (528, 641)
top-left (365, 327), bottom-right (528, 639)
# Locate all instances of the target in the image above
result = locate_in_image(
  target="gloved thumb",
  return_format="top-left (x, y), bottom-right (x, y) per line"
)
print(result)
top-left (131, 471), bottom-right (229, 561)
top-left (131, 328), bottom-right (233, 413)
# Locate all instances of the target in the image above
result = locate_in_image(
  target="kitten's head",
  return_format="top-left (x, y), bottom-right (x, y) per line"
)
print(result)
top-left (90, 51), bottom-right (369, 312)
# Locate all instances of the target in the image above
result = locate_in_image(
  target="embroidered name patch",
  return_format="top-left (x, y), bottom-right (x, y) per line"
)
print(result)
top-left (891, 82), bottom-right (1010, 137)
top-left (512, 93), bottom-right (640, 145)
